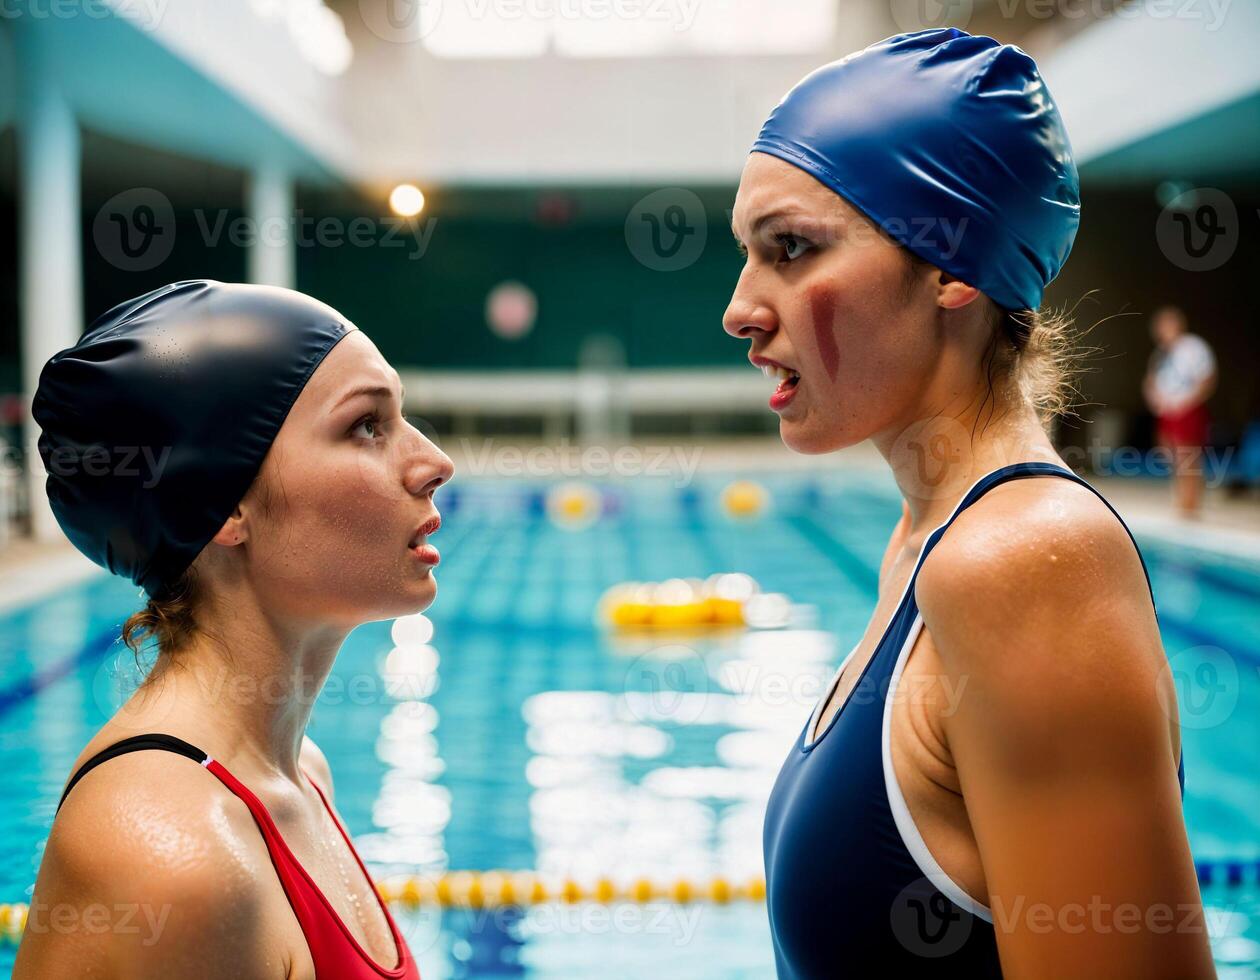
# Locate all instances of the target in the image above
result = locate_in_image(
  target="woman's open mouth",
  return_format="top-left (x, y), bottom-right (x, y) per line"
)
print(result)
top-left (758, 361), bottom-right (801, 412)
top-left (410, 543), bottom-right (440, 566)
top-left (409, 515), bottom-right (442, 566)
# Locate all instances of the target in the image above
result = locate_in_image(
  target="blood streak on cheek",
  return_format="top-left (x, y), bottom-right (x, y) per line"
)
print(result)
top-left (809, 287), bottom-right (840, 381)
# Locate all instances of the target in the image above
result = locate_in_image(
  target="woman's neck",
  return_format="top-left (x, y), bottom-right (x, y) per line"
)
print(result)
top-left (872, 377), bottom-right (1064, 537)
top-left (119, 590), bottom-right (350, 784)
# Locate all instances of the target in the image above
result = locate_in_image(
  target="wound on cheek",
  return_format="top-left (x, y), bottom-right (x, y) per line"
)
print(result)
top-left (809, 288), bottom-right (840, 381)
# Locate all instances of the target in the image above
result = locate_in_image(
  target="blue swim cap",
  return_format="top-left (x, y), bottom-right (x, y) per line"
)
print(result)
top-left (33, 281), bottom-right (354, 597)
top-left (751, 28), bottom-right (1079, 312)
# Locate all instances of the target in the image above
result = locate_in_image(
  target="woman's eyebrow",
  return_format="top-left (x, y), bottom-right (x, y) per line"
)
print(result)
top-left (332, 385), bottom-right (395, 411)
top-left (751, 209), bottom-right (788, 235)
top-left (733, 205), bottom-right (811, 245)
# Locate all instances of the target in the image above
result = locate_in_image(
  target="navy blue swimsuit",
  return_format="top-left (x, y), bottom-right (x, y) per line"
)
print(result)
top-left (762, 462), bottom-right (1184, 978)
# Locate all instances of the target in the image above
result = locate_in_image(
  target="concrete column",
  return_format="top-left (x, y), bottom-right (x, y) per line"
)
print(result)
top-left (246, 163), bottom-right (295, 289)
top-left (16, 25), bottom-right (83, 541)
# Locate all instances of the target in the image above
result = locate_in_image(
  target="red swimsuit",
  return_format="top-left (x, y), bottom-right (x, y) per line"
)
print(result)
top-left (57, 733), bottom-right (421, 979)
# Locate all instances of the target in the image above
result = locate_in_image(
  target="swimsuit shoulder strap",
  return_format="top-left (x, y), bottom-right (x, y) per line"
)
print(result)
top-left (56, 732), bottom-right (209, 814)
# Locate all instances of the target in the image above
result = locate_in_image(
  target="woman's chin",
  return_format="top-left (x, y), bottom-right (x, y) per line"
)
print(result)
top-left (408, 579), bottom-right (437, 610)
top-left (780, 416), bottom-right (866, 456)
top-left (780, 419), bottom-right (835, 455)
top-left (374, 579), bottom-right (437, 621)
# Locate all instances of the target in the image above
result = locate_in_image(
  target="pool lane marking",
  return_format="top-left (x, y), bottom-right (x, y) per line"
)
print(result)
top-left (1157, 613), bottom-right (1260, 668)
top-left (782, 511), bottom-right (880, 597)
top-left (1145, 547), bottom-right (1260, 604)
top-left (0, 628), bottom-right (121, 718)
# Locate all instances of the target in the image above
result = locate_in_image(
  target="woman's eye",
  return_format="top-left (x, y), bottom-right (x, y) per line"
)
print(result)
top-left (351, 416), bottom-right (379, 440)
top-left (778, 234), bottom-right (809, 261)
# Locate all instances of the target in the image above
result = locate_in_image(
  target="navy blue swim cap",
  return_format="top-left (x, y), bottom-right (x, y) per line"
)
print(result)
top-left (33, 280), bottom-right (354, 597)
top-left (751, 28), bottom-right (1080, 312)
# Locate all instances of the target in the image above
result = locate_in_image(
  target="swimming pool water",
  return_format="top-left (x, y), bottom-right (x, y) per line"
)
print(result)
top-left (1, 471), bottom-right (1258, 977)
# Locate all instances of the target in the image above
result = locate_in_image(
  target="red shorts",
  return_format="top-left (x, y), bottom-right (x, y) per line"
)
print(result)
top-left (1158, 403), bottom-right (1210, 448)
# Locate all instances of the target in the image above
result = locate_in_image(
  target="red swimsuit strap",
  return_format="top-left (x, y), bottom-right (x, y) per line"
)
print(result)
top-left (58, 735), bottom-right (421, 979)
top-left (203, 757), bottom-right (418, 979)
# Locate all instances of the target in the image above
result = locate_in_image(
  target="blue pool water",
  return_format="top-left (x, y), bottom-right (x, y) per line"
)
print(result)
top-left (1, 471), bottom-right (1258, 977)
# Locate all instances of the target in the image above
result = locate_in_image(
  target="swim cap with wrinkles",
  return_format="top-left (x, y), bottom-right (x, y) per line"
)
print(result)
top-left (751, 28), bottom-right (1080, 312)
top-left (33, 280), bottom-right (355, 597)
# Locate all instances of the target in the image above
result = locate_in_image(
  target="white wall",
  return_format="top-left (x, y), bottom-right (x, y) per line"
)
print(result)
top-left (1039, 0), bottom-right (1260, 167)
top-left (100, 0), bottom-right (355, 179)
top-left (338, 3), bottom-right (892, 186)
top-left (336, 0), bottom-right (1260, 188)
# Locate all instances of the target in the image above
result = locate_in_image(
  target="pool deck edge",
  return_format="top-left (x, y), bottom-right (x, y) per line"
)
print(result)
top-left (0, 543), bottom-right (105, 616)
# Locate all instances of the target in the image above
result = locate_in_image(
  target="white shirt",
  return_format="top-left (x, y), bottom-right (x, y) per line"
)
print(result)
top-left (1151, 333), bottom-right (1215, 413)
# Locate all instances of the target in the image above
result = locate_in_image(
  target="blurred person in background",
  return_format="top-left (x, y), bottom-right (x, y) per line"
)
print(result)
top-left (1143, 305), bottom-right (1217, 518)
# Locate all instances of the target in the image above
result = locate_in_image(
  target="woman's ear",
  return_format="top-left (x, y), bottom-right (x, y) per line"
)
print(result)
top-left (937, 271), bottom-right (982, 310)
top-left (211, 505), bottom-right (249, 547)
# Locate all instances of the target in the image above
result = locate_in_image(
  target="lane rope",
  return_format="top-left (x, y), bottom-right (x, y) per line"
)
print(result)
top-left (0, 874), bottom-right (767, 946)
top-left (4, 861), bottom-right (1256, 946)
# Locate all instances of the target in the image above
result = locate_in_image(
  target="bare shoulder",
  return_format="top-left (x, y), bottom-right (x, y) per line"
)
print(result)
top-left (300, 735), bottom-right (335, 801)
top-left (47, 750), bottom-right (262, 883)
top-left (18, 753), bottom-right (282, 979)
top-left (914, 473), bottom-right (1177, 773)
top-left (915, 475), bottom-right (1166, 717)
top-left (917, 474), bottom-right (1154, 646)
top-left (911, 476), bottom-right (1209, 977)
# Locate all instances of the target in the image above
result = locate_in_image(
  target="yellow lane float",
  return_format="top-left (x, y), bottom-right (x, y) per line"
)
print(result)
top-left (374, 872), bottom-right (768, 909)
top-left (720, 479), bottom-right (769, 520)
top-left (599, 573), bottom-right (761, 631)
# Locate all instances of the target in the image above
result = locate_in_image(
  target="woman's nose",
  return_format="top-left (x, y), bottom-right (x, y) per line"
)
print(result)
top-left (404, 435), bottom-right (455, 498)
top-left (723, 280), bottom-right (777, 339)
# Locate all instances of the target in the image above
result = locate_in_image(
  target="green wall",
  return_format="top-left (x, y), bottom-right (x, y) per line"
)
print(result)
top-left (295, 191), bottom-right (747, 371)
top-left (3, 171), bottom-right (1255, 444)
